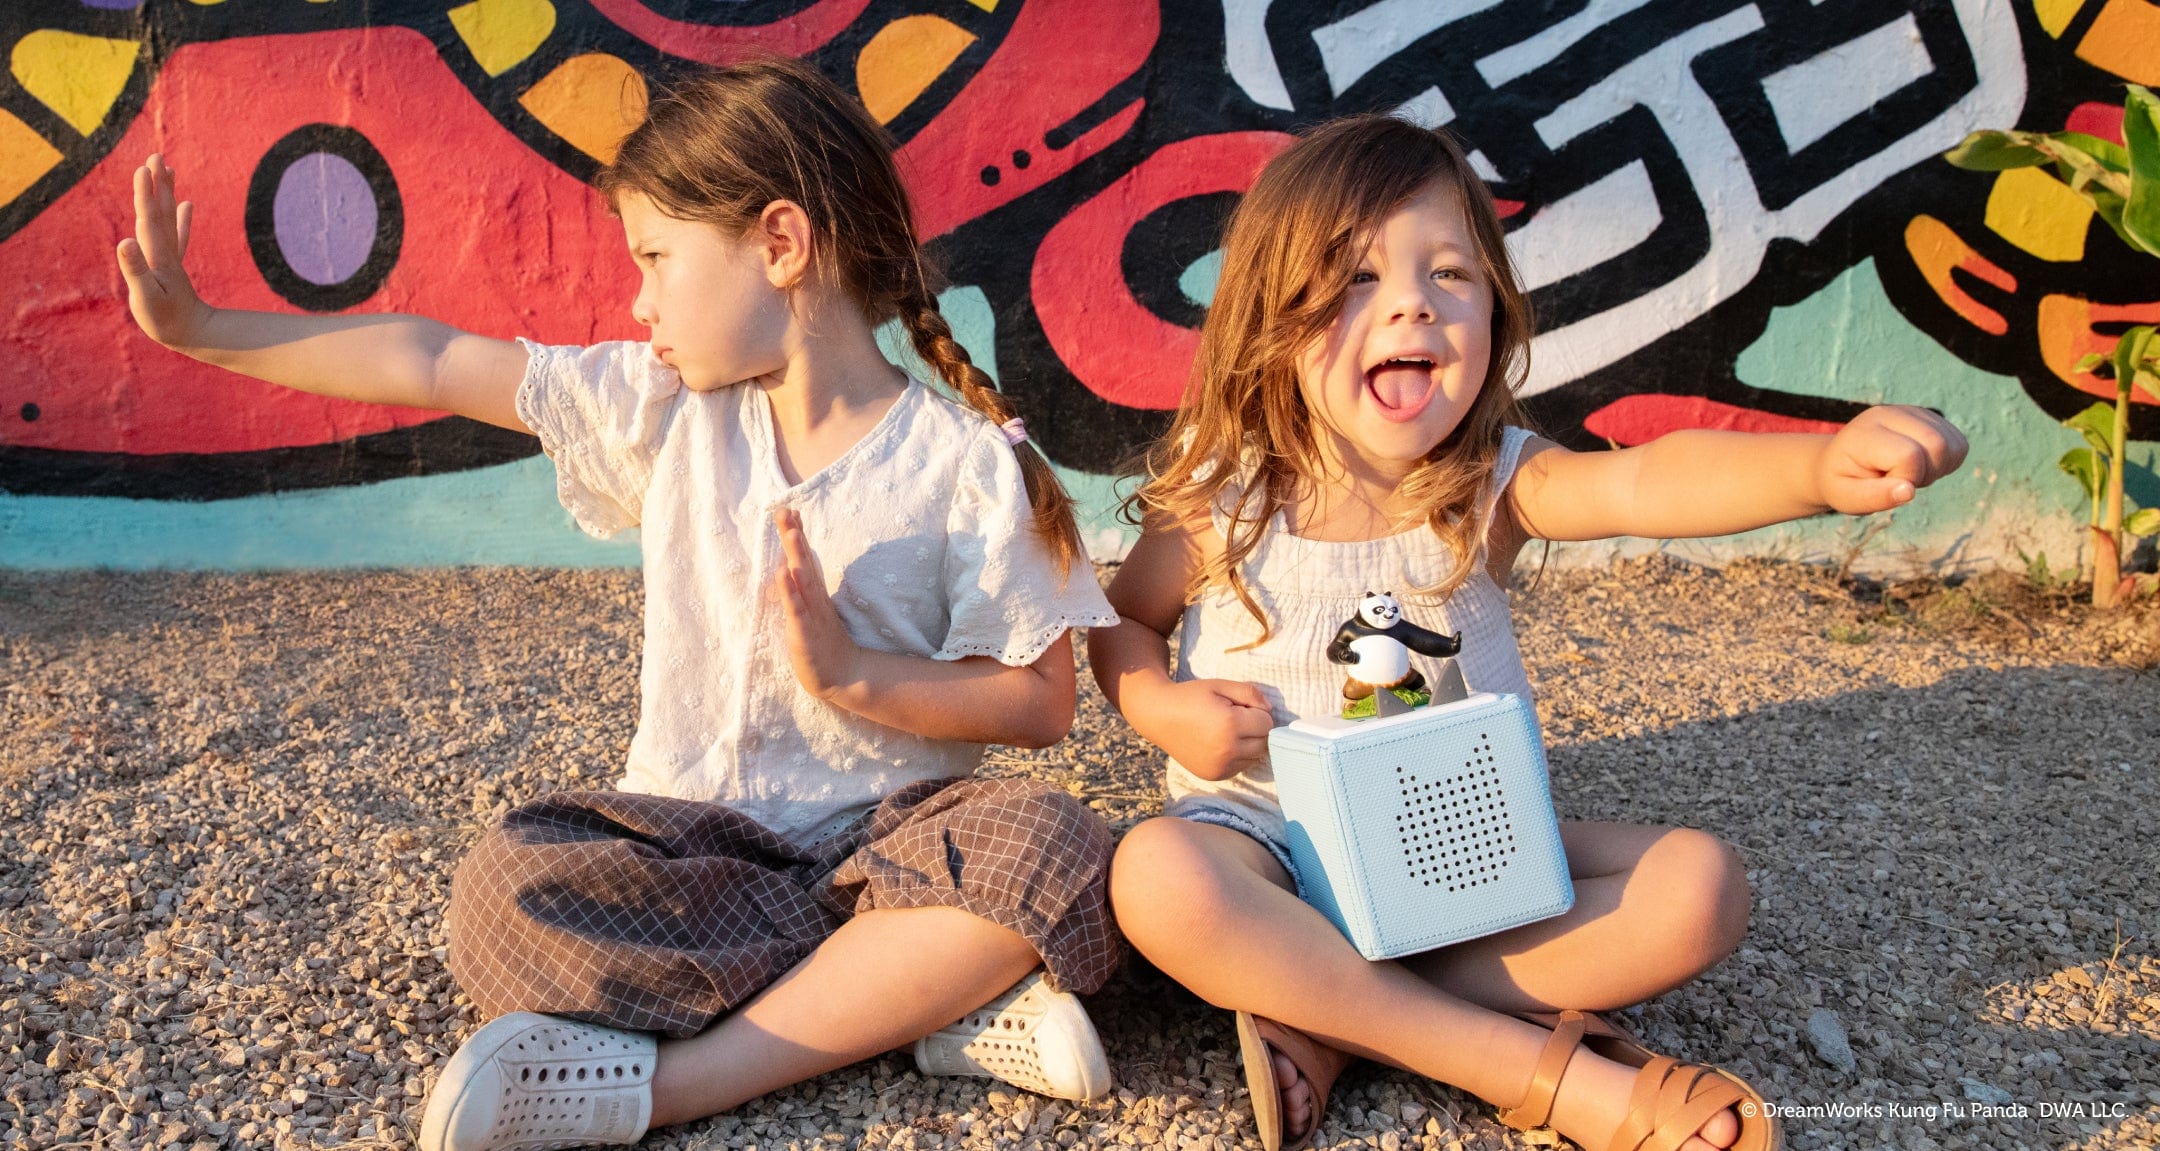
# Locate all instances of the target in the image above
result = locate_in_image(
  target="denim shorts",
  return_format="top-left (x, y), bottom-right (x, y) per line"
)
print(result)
top-left (1173, 803), bottom-right (1309, 900)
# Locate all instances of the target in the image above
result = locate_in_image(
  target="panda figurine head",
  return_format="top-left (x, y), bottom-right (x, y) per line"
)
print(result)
top-left (1357, 591), bottom-right (1402, 630)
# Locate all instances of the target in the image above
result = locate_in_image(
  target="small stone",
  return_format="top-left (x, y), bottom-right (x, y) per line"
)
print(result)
top-left (1806, 1008), bottom-right (1857, 1074)
top-left (1960, 1079), bottom-right (2013, 1106)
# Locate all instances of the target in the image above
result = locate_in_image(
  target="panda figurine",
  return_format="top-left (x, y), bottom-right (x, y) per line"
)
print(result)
top-left (1326, 591), bottom-right (1466, 718)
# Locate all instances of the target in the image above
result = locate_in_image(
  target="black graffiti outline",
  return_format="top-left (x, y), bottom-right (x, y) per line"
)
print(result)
top-left (244, 124), bottom-right (404, 313)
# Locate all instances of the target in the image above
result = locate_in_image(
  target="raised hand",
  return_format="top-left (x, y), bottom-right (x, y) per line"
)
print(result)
top-left (1817, 405), bottom-right (1969, 515)
top-left (115, 153), bottom-right (209, 349)
top-left (773, 507), bottom-right (864, 701)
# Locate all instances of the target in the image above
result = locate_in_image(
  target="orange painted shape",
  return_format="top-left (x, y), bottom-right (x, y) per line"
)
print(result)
top-left (1904, 215), bottom-right (2014, 336)
top-left (855, 16), bottom-right (975, 124)
top-left (2076, 0), bottom-right (2160, 83)
top-left (0, 108), bottom-right (63, 206)
top-left (1985, 167), bottom-right (2093, 262)
top-left (2038, 295), bottom-right (2160, 404)
top-left (518, 53), bottom-right (649, 163)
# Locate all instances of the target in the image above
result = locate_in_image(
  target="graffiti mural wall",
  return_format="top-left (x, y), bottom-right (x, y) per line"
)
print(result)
top-left (2, 0), bottom-right (2154, 568)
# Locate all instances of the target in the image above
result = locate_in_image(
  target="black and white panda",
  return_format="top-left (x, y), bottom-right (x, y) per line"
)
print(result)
top-left (1326, 591), bottom-right (1462, 713)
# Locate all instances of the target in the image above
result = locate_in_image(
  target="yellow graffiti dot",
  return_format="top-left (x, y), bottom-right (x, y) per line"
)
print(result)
top-left (0, 108), bottom-right (63, 207)
top-left (520, 54), bottom-right (647, 163)
top-left (2034, 0), bottom-right (2086, 38)
top-left (856, 16), bottom-right (976, 125)
top-left (964, 0), bottom-right (998, 10)
top-left (1985, 167), bottom-right (2094, 262)
top-left (10, 30), bottom-right (140, 137)
top-left (2077, 0), bottom-right (2160, 83)
top-left (450, 0), bottom-right (557, 77)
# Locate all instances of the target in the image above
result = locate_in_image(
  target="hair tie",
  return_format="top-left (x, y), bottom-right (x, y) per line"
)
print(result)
top-left (999, 417), bottom-right (1029, 446)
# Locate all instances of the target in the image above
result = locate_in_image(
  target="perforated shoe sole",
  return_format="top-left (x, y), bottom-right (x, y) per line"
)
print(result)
top-left (420, 1013), bottom-right (656, 1151)
top-left (913, 971), bottom-right (1112, 1101)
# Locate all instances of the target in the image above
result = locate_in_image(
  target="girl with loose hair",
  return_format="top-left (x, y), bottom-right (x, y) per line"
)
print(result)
top-left (1094, 114), bottom-right (1966, 1151)
top-left (118, 56), bottom-right (1121, 1151)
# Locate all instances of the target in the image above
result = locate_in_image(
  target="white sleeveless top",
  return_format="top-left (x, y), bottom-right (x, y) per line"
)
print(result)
top-left (1165, 426), bottom-right (1536, 842)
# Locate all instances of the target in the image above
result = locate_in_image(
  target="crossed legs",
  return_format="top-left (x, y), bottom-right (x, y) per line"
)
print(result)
top-left (649, 906), bottom-right (1039, 1125)
top-left (1109, 818), bottom-right (1752, 1150)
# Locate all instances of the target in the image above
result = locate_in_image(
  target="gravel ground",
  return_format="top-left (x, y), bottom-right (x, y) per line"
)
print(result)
top-left (2, 557), bottom-right (2156, 1151)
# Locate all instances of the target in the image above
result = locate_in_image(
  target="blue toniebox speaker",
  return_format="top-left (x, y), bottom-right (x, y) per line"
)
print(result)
top-left (1268, 691), bottom-right (1574, 961)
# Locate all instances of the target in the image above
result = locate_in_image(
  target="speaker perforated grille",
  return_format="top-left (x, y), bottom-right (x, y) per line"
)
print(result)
top-left (1393, 732), bottom-right (1516, 890)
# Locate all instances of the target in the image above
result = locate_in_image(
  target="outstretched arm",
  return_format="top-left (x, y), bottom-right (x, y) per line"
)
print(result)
top-left (1507, 406), bottom-right (1968, 543)
top-left (115, 154), bottom-right (531, 432)
top-left (1395, 623), bottom-right (1462, 659)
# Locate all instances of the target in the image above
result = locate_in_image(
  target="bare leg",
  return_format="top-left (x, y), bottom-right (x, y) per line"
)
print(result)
top-left (1110, 819), bottom-right (1742, 1151)
top-left (1400, 822), bottom-right (1752, 1013)
top-left (646, 906), bottom-right (1038, 1128)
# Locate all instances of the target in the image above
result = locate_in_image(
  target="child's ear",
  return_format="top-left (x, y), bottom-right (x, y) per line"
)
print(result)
top-left (758, 199), bottom-right (814, 290)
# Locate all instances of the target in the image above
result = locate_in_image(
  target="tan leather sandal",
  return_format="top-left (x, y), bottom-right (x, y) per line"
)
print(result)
top-left (1496, 1009), bottom-right (1782, 1151)
top-left (1235, 1011), bottom-right (1353, 1151)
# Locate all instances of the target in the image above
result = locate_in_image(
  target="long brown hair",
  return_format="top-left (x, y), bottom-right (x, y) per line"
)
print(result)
top-left (598, 56), bottom-right (1082, 577)
top-left (1130, 114), bottom-right (1533, 645)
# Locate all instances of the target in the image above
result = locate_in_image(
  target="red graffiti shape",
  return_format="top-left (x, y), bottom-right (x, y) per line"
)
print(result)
top-left (900, 0), bottom-right (1158, 239)
top-left (1033, 132), bottom-right (1293, 411)
top-left (589, 0), bottom-right (871, 64)
top-left (0, 27), bottom-right (640, 456)
top-left (1584, 395), bottom-right (1843, 446)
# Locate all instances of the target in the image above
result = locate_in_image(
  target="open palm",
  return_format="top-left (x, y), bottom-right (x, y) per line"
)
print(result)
top-left (114, 153), bottom-right (208, 349)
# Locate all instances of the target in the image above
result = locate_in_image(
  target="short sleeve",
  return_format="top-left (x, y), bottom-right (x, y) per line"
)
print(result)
top-left (936, 425), bottom-right (1119, 665)
top-left (513, 339), bottom-right (685, 537)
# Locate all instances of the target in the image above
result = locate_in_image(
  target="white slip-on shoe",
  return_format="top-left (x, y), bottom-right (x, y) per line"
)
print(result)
top-left (912, 970), bottom-right (1113, 1101)
top-left (419, 1013), bottom-right (657, 1151)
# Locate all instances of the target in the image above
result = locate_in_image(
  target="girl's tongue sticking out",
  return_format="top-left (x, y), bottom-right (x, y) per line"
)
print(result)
top-left (1366, 357), bottom-right (1437, 421)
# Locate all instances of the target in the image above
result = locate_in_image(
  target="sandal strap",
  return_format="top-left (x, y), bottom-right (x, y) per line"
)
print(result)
top-left (1606, 1059), bottom-right (1747, 1151)
top-left (1496, 1009), bottom-right (1588, 1131)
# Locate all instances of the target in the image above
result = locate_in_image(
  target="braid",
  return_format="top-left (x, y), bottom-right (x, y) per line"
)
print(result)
top-left (899, 286), bottom-right (1084, 581)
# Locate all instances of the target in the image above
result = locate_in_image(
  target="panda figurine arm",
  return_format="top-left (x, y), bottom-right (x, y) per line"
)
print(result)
top-left (1326, 620), bottom-right (1366, 665)
top-left (1390, 620), bottom-right (1462, 658)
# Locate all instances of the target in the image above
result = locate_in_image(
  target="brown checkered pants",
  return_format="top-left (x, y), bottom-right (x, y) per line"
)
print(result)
top-left (445, 778), bottom-right (1121, 1038)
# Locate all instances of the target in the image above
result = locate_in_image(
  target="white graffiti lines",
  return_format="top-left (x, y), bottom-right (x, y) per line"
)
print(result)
top-left (1223, 0), bottom-right (1295, 111)
top-left (1516, 0), bottom-right (2024, 396)
top-left (1222, 0), bottom-right (1506, 110)
top-left (1476, 0), bottom-right (1660, 88)
top-left (1312, 0), bottom-right (1506, 97)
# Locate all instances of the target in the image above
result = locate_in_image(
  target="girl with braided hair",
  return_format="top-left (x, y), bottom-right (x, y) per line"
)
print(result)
top-left (116, 55), bottom-right (1122, 1151)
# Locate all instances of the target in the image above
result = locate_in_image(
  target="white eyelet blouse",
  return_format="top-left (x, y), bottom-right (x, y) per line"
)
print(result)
top-left (516, 340), bottom-right (1118, 847)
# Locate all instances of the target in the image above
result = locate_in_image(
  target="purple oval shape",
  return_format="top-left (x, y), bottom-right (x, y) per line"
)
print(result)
top-left (272, 153), bottom-right (378, 287)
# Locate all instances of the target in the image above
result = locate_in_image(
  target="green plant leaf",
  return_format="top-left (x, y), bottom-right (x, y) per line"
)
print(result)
top-left (1944, 130), bottom-right (2047, 170)
top-left (2065, 403), bottom-right (2116, 457)
top-left (2051, 131), bottom-right (2131, 173)
top-left (2126, 507), bottom-right (2160, 537)
top-left (2121, 86), bottom-right (2160, 254)
top-left (2060, 446), bottom-right (2103, 504)
top-left (2114, 327), bottom-right (2157, 401)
